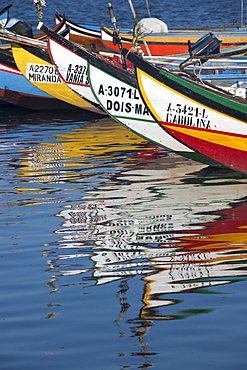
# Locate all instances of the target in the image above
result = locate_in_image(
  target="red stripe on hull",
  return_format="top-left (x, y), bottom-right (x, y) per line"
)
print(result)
top-left (102, 40), bottom-right (244, 56)
top-left (163, 125), bottom-right (247, 174)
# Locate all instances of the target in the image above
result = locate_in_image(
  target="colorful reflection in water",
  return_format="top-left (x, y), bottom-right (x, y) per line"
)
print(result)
top-left (18, 120), bottom-right (247, 290)
top-left (13, 116), bottom-right (247, 311)
top-left (1, 113), bottom-right (247, 369)
top-left (51, 174), bottom-right (247, 315)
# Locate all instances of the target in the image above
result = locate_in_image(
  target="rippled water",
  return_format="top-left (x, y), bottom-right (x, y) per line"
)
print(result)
top-left (1, 109), bottom-right (247, 370)
top-left (1, 0), bottom-right (247, 369)
top-left (7, 0), bottom-right (247, 28)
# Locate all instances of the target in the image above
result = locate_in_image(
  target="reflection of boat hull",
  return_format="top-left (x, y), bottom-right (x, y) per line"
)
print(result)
top-left (17, 118), bottom-right (148, 182)
top-left (26, 115), bottom-right (247, 319)
top-left (54, 179), bottom-right (247, 304)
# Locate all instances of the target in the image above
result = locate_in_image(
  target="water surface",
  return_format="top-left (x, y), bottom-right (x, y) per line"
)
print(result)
top-left (1, 110), bottom-right (247, 369)
top-left (1, 0), bottom-right (247, 369)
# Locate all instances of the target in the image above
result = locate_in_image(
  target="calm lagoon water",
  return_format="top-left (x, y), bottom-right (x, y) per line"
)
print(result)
top-left (1, 110), bottom-right (247, 370)
top-left (1, 1), bottom-right (247, 369)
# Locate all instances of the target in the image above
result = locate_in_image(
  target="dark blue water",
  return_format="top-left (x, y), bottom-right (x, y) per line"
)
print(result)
top-left (1, 1), bottom-right (247, 370)
top-left (7, 0), bottom-right (247, 29)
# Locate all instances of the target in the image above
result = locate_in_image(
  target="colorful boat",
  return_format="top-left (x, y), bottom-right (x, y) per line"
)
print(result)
top-left (40, 23), bottom-right (224, 166)
top-left (55, 9), bottom-right (247, 56)
top-left (0, 47), bottom-right (75, 111)
top-left (0, 6), bottom-right (67, 47)
top-left (42, 27), bottom-right (105, 113)
top-left (11, 42), bottom-right (104, 114)
top-left (54, 11), bottom-right (108, 51)
top-left (123, 48), bottom-right (247, 174)
top-left (101, 22), bottom-right (247, 56)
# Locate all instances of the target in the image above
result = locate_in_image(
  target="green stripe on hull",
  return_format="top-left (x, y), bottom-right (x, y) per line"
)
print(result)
top-left (115, 115), bottom-right (154, 123)
top-left (177, 151), bottom-right (223, 166)
top-left (159, 69), bottom-right (247, 115)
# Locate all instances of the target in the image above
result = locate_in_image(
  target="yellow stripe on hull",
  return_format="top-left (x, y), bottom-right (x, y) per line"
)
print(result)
top-left (104, 26), bottom-right (247, 44)
top-left (165, 123), bottom-right (247, 152)
top-left (11, 43), bottom-right (94, 109)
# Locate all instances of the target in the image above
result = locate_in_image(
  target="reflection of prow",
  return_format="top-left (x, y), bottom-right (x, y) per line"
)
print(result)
top-left (141, 199), bottom-right (247, 320)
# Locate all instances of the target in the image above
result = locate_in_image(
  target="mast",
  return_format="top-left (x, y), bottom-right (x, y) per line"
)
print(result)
top-left (240, 0), bottom-right (244, 27)
top-left (145, 0), bottom-right (151, 17)
top-left (127, 0), bottom-right (137, 19)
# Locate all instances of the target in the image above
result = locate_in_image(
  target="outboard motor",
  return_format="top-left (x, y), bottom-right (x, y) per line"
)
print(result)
top-left (189, 32), bottom-right (222, 57)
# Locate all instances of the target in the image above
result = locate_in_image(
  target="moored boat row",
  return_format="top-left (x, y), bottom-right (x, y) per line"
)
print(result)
top-left (1, 4), bottom-right (247, 174)
top-left (55, 8), bottom-right (247, 56)
top-left (33, 22), bottom-right (247, 174)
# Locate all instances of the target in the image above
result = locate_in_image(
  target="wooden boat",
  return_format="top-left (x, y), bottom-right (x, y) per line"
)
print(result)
top-left (54, 11), bottom-right (108, 51)
top-left (123, 48), bottom-right (247, 174)
top-left (0, 47), bottom-right (79, 111)
top-left (101, 24), bottom-right (247, 56)
top-left (0, 7), bottom-right (67, 45)
top-left (42, 27), bottom-right (104, 112)
top-left (39, 23), bottom-right (224, 166)
top-left (33, 18), bottom-right (68, 41)
top-left (53, 16), bottom-right (247, 86)
top-left (11, 41), bottom-right (105, 114)
top-left (55, 9), bottom-right (247, 56)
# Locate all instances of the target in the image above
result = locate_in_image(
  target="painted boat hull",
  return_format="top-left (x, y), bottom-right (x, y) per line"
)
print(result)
top-left (54, 12), bottom-right (107, 51)
top-left (88, 62), bottom-right (196, 155)
top-left (55, 11), bottom-right (247, 56)
top-left (87, 61), bottom-right (225, 165)
top-left (102, 26), bottom-right (247, 56)
top-left (40, 23), bottom-right (220, 166)
top-left (123, 49), bottom-right (247, 174)
top-left (0, 48), bottom-right (68, 110)
top-left (47, 37), bottom-right (105, 114)
top-left (11, 42), bottom-right (102, 113)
